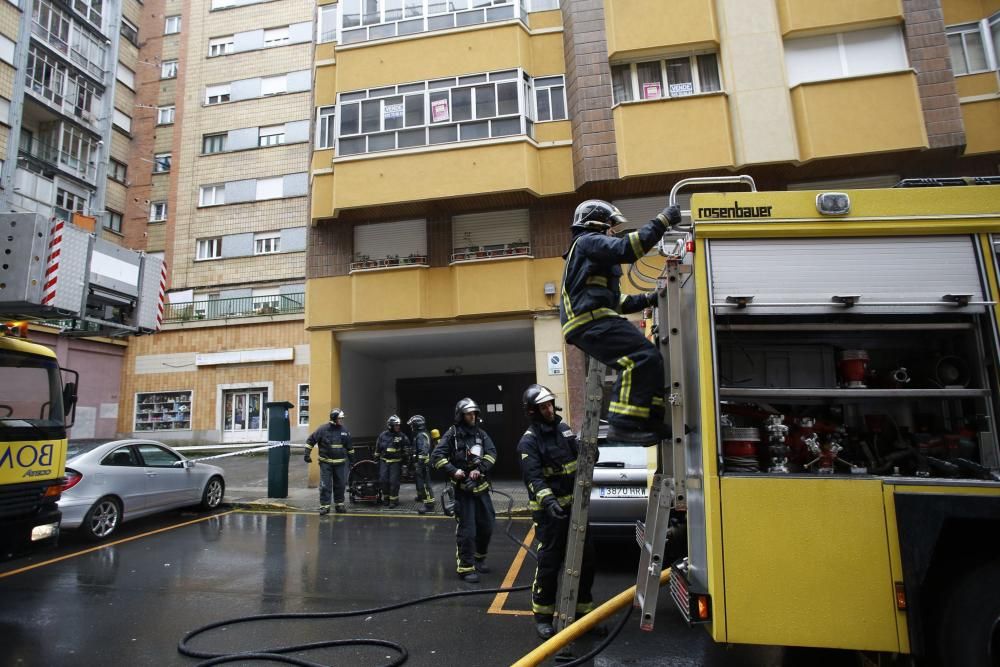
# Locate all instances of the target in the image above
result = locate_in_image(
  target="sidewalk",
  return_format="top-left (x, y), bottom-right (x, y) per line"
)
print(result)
top-left (201, 449), bottom-right (532, 515)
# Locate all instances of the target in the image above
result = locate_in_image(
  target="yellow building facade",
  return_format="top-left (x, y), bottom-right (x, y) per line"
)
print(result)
top-left (305, 0), bottom-right (999, 471)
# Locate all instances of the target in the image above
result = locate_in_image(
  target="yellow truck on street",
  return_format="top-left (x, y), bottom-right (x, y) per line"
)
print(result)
top-left (634, 178), bottom-right (1000, 665)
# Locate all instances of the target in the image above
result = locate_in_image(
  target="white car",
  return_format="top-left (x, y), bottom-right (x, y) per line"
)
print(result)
top-left (588, 423), bottom-right (650, 540)
top-left (59, 439), bottom-right (225, 540)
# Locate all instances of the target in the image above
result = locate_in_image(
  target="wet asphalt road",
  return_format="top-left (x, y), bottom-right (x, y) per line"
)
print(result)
top-left (0, 510), bottom-right (854, 667)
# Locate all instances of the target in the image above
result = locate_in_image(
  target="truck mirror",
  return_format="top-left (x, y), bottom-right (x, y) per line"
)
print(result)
top-left (63, 382), bottom-right (78, 417)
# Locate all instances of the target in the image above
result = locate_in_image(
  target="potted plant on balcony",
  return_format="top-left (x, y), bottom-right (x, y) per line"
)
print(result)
top-left (474, 246), bottom-right (486, 258)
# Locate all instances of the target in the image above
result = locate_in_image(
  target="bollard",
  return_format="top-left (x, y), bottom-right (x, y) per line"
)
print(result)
top-left (265, 401), bottom-right (294, 498)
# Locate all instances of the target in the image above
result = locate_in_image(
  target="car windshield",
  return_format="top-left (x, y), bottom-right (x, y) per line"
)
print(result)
top-left (0, 349), bottom-right (65, 437)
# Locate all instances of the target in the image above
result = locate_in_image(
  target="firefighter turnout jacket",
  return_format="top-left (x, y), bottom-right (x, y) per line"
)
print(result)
top-left (517, 416), bottom-right (579, 511)
top-left (307, 423), bottom-right (354, 464)
top-left (431, 423), bottom-right (498, 495)
top-left (559, 214), bottom-right (668, 339)
top-left (376, 429), bottom-right (410, 463)
top-left (413, 428), bottom-right (431, 464)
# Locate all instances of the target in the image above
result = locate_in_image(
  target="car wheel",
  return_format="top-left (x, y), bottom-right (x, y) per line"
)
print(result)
top-left (200, 476), bottom-right (225, 510)
top-left (81, 496), bottom-right (122, 541)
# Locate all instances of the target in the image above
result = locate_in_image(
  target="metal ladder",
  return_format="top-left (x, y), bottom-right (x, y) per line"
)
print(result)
top-left (553, 355), bottom-right (605, 632)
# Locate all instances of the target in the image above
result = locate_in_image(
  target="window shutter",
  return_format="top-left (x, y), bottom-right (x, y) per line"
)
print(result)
top-left (355, 219), bottom-right (427, 260)
top-left (452, 209), bottom-right (530, 249)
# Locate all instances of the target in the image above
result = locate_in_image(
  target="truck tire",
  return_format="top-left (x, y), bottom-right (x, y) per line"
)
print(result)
top-left (937, 559), bottom-right (1000, 667)
top-left (80, 496), bottom-right (122, 541)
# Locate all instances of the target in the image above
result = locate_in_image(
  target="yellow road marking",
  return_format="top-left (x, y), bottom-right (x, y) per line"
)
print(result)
top-left (0, 510), bottom-right (235, 580)
top-left (488, 525), bottom-right (535, 617)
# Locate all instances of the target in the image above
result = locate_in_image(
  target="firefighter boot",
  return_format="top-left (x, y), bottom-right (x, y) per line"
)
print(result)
top-left (319, 505), bottom-right (330, 515)
top-left (335, 503), bottom-right (346, 513)
top-left (535, 617), bottom-right (556, 640)
top-left (475, 558), bottom-right (491, 574)
top-left (459, 571), bottom-right (480, 583)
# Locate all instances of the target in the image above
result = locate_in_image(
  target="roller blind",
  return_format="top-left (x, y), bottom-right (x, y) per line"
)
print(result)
top-left (355, 219), bottom-right (427, 260)
top-left (452, 209), bottom-right (530, 249)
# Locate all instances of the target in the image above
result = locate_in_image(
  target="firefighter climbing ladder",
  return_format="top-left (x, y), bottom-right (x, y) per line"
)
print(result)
top-left (553, 355), bottom-right (605, 632)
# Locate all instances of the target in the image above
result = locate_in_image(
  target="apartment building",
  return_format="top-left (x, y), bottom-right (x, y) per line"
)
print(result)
top-left (117, 0), bottom-right (316, 443)
top-left (305, 0), bottom-right (1000, 474)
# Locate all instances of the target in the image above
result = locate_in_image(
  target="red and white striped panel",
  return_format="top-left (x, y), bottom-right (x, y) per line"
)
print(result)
top-left (154, 260), bottom-right (168, 330)
top-left (40, 218), bottom-right (64, 306)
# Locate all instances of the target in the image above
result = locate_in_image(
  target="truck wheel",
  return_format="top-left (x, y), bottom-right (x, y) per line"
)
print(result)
top-left (937, 559), bottom-right (1000, 667)
top-left (200, 476), bottom-right (225, 510)
top-left (81, 497), bottom-right (122, 541)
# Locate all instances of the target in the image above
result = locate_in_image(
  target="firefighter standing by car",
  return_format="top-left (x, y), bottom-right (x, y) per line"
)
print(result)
top-left (376, 415), bottom-right (410, 508)
top-left (407, 415), bottom-right (436, 514)
top-left (304, 409), bottom-right (354, 514)
top-left (432, 398), bottom-right (497, 583)
top-left (517, 384), bottom-right (598, 639)
top-left (560, 200), bottom-right (681, 444)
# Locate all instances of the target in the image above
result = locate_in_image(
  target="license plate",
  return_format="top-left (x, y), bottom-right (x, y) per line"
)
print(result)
top-left (599, 486), bottom-right (647, 498)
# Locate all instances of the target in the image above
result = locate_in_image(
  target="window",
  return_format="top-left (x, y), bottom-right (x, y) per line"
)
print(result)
top-left (261, 75), bottom-right (287, 96)
top-left (203, 133), bottom-right (227, 153)
top-left (259, 124), bottom-right (286, 146)
top-left (297, 384), bottom-right (309, 425)
top-left (255, 177), bottom-right (283, 200)
top-left (264, 27), bottom-right (290, 46)
top-left (254, 231), bottom-right (280, 254)
top-left (339, 0), bottom-right (520, 45)
top-left (120, 17), bottom-right (139, 45)
top-left (611, 53), bottom-right (722, 105)
top-left (533, 76), bottom-right (566, 122)
top-left (318, 4), bottom-right (337, 43)
top-left (71, 0), bottom-right (102, 27)
top-left (206, 84), bottom-right (230, 105)
top-left (157, 105), bottom-right (175, 124)
top-left (109, 159), bottom-right (127, 183)
top-left (104, 210), bottom-right (123, 234)
top-left (316, 106), bottom-right (336, 148)
top-left (208, 36), bottom-right (234, 57)
top-left (117, 63), bottom-right (135, 88)
top-left (153, 153), bottom-right (171, 173)
top-left (451, 209), bottom-right (530, 261)
top-left (56, 188), bottom-right (86, 213)
top-left (164, 15), bottom-right (180, 34)
top-left (161, 59), bottom-right (178, 79)
top-left (150, 201), bottom-right (167, 221)
top-left (336, 69), bottom-right (534, 156)
top-left (199, 184), bottom-right (225, 206)
top-left (196, 237), bottom-right (223, 260)
top-left (113, 109), bottom-right (132, 132)
top-left (353, 219), bottom-right (427, 266)
top-left (135, 391), bottom-right (192, 432)
top-left (784, 26), bottom-right (909, 87)
top-left (137, 444), bottom-right (182, 466)
top-left (947, 18), bottom-right (1000, 76)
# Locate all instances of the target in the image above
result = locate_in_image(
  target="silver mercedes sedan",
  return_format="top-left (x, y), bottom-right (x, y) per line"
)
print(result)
top-left (59, 439), bottom-right (225, 541)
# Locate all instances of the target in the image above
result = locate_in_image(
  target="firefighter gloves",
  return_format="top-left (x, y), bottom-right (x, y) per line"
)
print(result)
top-left (543, 495), bottom-right (567, 520)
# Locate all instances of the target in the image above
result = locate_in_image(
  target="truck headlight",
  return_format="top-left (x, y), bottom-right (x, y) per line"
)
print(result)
top-left (31, 522), bottom-right (59, 542)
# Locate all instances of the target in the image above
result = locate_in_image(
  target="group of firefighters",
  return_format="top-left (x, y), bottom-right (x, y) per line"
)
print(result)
top-left (304, 199), bottom-right (679, 639)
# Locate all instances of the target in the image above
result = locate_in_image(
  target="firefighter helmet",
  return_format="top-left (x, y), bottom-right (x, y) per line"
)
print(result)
top-left (571, 199), bottom-right (627, 233)
top-left (522, 384), bottom-right (557, 419)
top-left (329, 409), bottom-right (345, 422)
top-left (387, 414), bottom-right (401, 428)
top-left (407, 414), bottom-right (426, 430)
top-left (454, 398), bottom-right (480, 423)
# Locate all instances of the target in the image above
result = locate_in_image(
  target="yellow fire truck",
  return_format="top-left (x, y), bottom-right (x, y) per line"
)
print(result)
top-left (0, 213), bottom-right (164, 557)
top-left (634, 177), bottom-right (1000, 665)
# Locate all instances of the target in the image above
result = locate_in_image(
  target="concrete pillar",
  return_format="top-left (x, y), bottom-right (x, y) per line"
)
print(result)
top-left (533, 315), bottom-right (573, 423)
top-left (306, 329), bottom-right (341, 488)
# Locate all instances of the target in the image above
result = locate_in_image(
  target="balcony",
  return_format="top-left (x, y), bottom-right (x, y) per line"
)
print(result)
top-left (450, 241), bottom-right (530, 262)
top-left (340, 0), bottom-right (527, 46)
top-left (163, 293), bottom-right (305, 323)
top-left (18, 135), bottom-right (97, 182)
top-left (777, 0), bottom-right (902, 37)
top-left (30, 15), bottom-right (107, 80)
top-left (349, 254), bottom-right (429, 272)
top-left (604, 0), bottom-right (718, 59)
top-left (612, 93), bottom-right (734, 178)
top-left (790, 71), bottom-right (928, 162)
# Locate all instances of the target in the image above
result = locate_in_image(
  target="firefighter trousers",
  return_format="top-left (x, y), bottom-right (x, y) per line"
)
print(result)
top-left (530, 509), bottom-right (596, 621)
top-left (319, 461), bottom-right (349, 508)
top-left (567, 316), bottom-right (665, 430)
top-left (379, 459), bottom-right (401, 503)
top-left (454, 488), bottom-right (495, 573)
top-left (414, 459), bottom-right (434, 504)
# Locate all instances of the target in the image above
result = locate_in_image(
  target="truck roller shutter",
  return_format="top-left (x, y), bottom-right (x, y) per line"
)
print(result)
top-left (354, 219), bottom-right (427, 261)
top-left (452, 209), bottom-right (529, 250)
top-left (709, 236), bottom-right (987, 315)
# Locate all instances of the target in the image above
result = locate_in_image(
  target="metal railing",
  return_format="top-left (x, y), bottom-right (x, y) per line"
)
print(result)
top-left (450, 242), bottom-right (530, 263)
top-left (163, 293), bottom-right (305, 323)
top-left (349, 255), bottom-right (429, 272)
top-left (18, 136), bottom-right (97, 182)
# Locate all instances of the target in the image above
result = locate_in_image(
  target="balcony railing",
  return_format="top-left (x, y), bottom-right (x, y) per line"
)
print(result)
top-left (450, 242), bottom-right (530, 263)
top-left (340, 0), bottom-right (527, 45)
top-left (163, 293), bottom-right (305, 323)
top-left (350, 254), bottom-right (429, 272)
top-left (18, 136), bottom-right (97, 182)
top-left (30, 20), bottom-right (106, 79)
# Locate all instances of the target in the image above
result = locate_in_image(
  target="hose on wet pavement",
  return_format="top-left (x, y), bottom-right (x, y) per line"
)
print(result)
top-left (177, 489), bottom-right (633, 666)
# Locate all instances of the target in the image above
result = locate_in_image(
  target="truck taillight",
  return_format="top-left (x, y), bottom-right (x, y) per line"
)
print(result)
top-left (1, 321), bottom-right (29, 338)
top-left (60, 469), bottom-right (82, 493)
